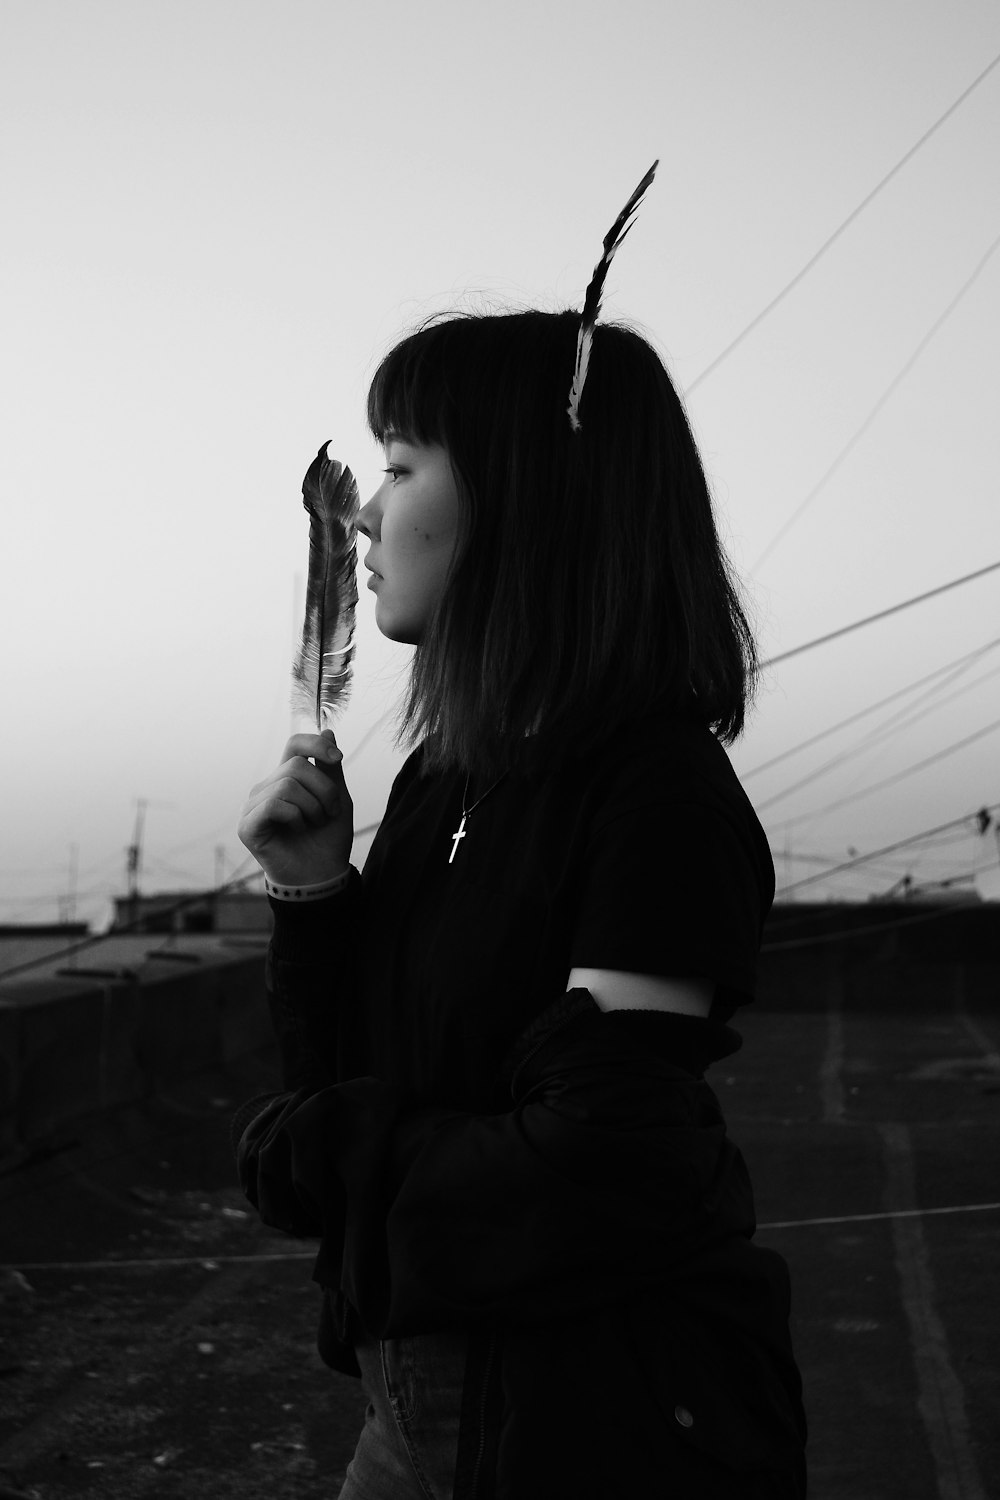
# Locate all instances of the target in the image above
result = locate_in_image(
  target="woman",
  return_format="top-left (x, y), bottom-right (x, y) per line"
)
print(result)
top-left (234, 308), bottom-right (807, 1498)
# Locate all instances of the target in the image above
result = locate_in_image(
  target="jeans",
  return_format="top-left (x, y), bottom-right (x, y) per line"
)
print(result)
top-left (338, 1331), bottom-right (467, 1500)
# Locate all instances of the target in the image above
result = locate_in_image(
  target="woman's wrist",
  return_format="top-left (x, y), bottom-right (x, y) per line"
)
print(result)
top-left (264, 869), bottom-right (352, 902)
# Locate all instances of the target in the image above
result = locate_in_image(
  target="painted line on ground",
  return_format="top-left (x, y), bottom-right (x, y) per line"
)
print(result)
top-left (819, 967), bottom-right (846, 1125)
top-left (8, 1202), bottom-right (1000, 1267)
top-left (952, 971), bottom-right (1000, 1071)
top-left (3, 1248), bottom-right (317, 1273)
top-left (879, 1121), bottom-right (988, 1500)
top-left (761, 1202), bottom-right (1000, 1229)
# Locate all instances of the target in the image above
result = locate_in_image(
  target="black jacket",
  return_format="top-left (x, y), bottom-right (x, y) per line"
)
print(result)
top-left (234, 984), bottom-right (807, 1497)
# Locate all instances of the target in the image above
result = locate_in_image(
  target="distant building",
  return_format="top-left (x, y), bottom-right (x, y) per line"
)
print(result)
top-left (0, 923), bottom-right (92, 978)
top-left (0, 923), bottom-right (89, 938)
top-left (871, 875), bottom-right (982, 905)
top-left (111, 889), bottom-right (272, 934)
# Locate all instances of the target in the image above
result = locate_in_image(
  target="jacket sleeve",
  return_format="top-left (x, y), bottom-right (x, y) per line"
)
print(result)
top-left (261, 868), bottom-right (365, 1092)
top-left (235, 988), bottom-right (757, 1337)
top-left (228, 870), bottom-right (365, 1237)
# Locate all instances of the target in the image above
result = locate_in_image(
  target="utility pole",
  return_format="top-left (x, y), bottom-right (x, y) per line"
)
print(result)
top-left (214, 845), bottom-right (227, 930)
top-left (57, 843), bottom-right (80, 945)
top-left (126, 799), bottom-right (147, 928)
top-left (63, 842), bottom-right (79, 923)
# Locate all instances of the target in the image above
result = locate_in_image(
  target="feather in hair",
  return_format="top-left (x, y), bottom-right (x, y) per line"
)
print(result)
top-left (290, 442), bottom-right (359, 731)
top-left (567, 159), bottom-right (659, 432)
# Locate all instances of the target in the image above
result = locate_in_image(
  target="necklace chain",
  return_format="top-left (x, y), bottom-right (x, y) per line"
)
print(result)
top-left (462, 771), bottom-right (506, 817)
top-left (449, 771), bottom-right (507, 863)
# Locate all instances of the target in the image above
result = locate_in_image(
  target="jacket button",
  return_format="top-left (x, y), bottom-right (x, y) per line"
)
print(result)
top-left (674, 1405), bottom-right (694, 1428)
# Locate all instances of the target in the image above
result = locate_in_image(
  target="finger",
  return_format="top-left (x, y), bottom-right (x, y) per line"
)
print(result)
top-left (280, 730), bottom-right (343, 767)
top-left (278, 756), bottom-right (347, 814)
top-left (251, 779), bottom-right (332, 831)
top-left (240, 798), bottom-right (308, 845)
top-left (238, 798), bottom-right (306, 858)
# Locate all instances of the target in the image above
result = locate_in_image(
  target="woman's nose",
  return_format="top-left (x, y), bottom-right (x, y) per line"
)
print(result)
top-left (356, 495), bottom-right (380, 540)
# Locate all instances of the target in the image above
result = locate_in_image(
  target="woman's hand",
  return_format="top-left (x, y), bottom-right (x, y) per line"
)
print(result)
top-left (238, 730), bottom-right (353, 886)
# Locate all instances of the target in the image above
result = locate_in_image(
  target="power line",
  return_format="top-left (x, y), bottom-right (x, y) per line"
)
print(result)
top-left (0, 874), bottom-right (123, 914)
top-left (763, 885), bottom-right (998, 949)
top-left (822, 653), bottom-right (1000, 768)
top-left (771, 849), bottom-right (939, 879)
top-left (0, 856), bottom-right (260, 981)
top-left (744, 632), bottom-right (1000, 779)
top-left (684, 47), bottom-right (1000, 395)
top-left (0, 816), bottom-right (385, 980)
top-left (761, 558), bottom-right (1000, 668)
top-left (771, 825), bottom-right (990, 907)
top-left (754, 656), bottom-right (1000, 813)
top-left (344, 707), bottom-right (396, 763)
top-left (764, 903), bottom-right (991, 950)
top-left (768, 712), bottom-right (1000, 832)
top-left (751, 226), bottom-right (1000, 571)
top-left (774, 803), bottom-right (998, 897)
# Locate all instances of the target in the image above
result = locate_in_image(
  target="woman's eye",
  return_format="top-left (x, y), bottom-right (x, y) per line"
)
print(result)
top-left (383, 466), bottom-right (404, 483)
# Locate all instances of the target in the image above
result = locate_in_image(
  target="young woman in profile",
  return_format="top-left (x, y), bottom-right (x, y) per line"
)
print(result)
top-left (234, 301), bottom-right (807, 1497)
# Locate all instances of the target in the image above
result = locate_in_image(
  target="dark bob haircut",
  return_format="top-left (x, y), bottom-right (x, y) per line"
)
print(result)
top-left (367, 309), bottom-right (757, 779)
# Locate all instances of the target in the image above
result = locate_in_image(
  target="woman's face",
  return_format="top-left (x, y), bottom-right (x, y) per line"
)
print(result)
top-left (357, 437), bottom-right (461, 644)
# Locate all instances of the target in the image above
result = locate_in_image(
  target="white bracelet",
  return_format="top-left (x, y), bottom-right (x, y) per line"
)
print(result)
top-left (264, 869), bottom-right (352, 902)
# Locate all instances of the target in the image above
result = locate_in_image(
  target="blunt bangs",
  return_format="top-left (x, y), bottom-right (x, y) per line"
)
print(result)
top-left (367, 322), bottom-right (458, 449)
top-left (367, 311), bottom-right (582, 456)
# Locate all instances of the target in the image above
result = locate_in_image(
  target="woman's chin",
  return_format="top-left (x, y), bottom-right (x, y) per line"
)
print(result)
top-left (373, 601), bottom-right (421, 646)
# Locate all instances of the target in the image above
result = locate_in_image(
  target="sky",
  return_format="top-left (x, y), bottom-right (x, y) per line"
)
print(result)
top-left (2, 0), bottom-right (999, 930)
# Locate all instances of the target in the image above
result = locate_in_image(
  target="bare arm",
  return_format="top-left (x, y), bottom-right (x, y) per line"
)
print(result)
top-left (567, 968), bottom-right (714, 1017)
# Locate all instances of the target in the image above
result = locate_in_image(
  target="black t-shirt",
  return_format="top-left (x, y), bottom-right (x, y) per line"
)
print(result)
top-left (347, 705), bottom-right (774, 1112)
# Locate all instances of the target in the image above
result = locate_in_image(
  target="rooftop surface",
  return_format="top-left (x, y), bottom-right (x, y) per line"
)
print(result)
top-left (1, 984), bottom-right (997, 1497)
top-left (0, 933), bottom-right (270, 998)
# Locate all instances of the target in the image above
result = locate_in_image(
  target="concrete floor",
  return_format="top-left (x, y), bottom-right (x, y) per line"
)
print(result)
top-left (1, 996), bottom-right (997, 1499)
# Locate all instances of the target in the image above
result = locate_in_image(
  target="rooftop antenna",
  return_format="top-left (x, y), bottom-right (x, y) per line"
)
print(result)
top-left (123, 798), bottom-right (173, 927)
top-left (58, 842), bottom-right (79, 927)
top-left (126, 799), bottom-right (147, 919)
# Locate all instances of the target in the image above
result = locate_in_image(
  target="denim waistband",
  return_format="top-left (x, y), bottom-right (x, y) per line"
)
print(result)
top-left (339, 1333), bottom-right (468, 1500)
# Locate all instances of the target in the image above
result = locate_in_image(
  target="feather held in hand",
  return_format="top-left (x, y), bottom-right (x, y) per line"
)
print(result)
top-left (567, 159), bottom-right (659, 432)
top-left (290, 442), bottom-right (359, 731)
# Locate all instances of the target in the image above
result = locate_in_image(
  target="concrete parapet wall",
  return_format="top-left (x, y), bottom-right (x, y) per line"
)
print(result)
top-left (2, 901), bottom-right (997, 1166)
top-left (758, 902), bottom-right (1000, 1013)
top-left (0, 953), bottom-right (271, 1165)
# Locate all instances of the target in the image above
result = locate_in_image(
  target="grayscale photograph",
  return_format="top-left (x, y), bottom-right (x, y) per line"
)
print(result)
top-left (1, 2), bottom-right (998, 1497)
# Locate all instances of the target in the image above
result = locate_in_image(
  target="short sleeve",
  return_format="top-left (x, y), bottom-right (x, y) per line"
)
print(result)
top-left (568, 795), bottom-right (773, 1011)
